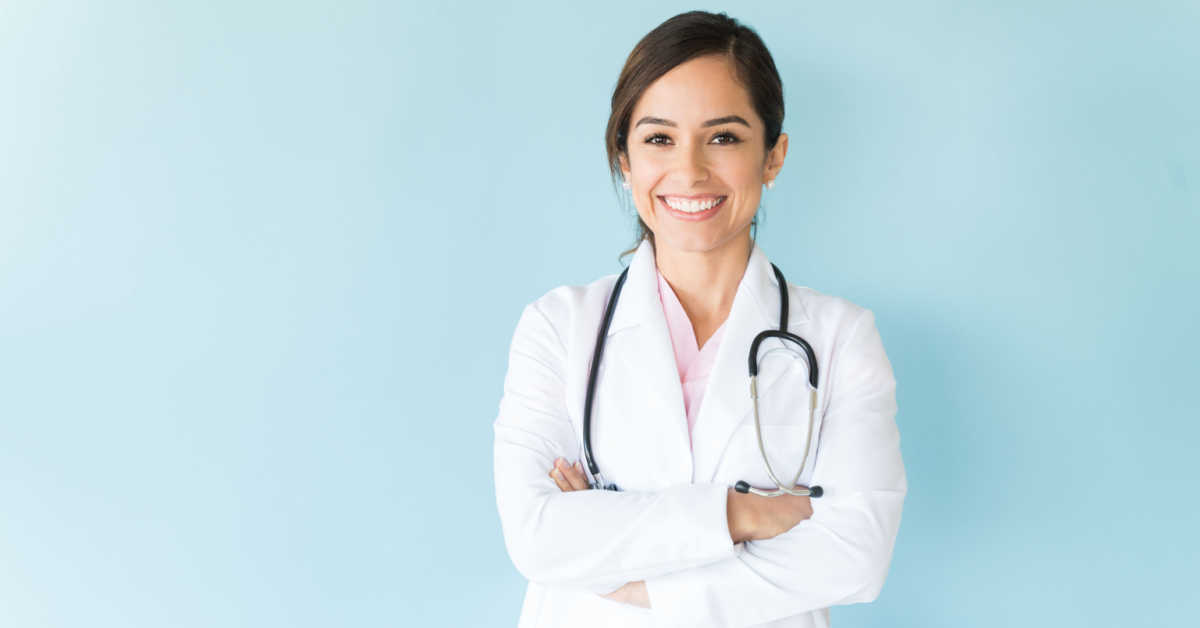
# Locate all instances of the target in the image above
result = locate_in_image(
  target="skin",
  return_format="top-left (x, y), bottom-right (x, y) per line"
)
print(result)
top-left (543, 54), bottom-right (815, 608)
top-left (619, 53), bottom-right (788, 346)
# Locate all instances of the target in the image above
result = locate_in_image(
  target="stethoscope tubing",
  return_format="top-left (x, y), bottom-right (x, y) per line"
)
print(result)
top-left (581, 266), bottom-right (629, 492)
top-left (583, 262), bottom-right (823, 498)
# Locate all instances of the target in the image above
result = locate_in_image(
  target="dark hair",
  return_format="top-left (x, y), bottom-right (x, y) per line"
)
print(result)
top-left (605, 11), bottom-right (785, 257)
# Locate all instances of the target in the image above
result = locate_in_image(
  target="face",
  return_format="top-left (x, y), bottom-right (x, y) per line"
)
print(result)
top-left (620, 54), bottom-right (788, 256)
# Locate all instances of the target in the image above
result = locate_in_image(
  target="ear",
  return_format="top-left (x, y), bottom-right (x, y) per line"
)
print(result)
top-left (618, 153), bottom-right (631, 182)
top-left (763, 132), bottom-right (789, 183)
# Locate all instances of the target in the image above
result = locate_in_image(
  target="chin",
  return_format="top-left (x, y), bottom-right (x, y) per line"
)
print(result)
top-left (654, 231), bottom-right (731, 254)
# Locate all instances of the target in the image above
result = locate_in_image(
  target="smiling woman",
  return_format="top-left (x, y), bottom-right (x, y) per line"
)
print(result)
top-left (493, 10), bottom-right (906, 628)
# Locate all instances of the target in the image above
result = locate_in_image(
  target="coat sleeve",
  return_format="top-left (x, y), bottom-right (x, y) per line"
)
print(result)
top-left (643, 309), bottom-right (907, 627)
top-left (493, 300), bottom-right (739, 594)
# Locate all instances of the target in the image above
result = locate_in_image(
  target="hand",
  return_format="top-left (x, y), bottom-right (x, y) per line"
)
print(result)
top-left (727, 485), bottom-right (814, 543)
top-left (547, 458), bottom-right (650, 608)
top-left (602, 580), bottom-right (650, 608)
top-left (548, 457), bottom-right (589, 491)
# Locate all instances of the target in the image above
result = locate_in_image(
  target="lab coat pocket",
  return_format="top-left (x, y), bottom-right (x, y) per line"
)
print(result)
top-left (717, 423), bottom-right (819, 490)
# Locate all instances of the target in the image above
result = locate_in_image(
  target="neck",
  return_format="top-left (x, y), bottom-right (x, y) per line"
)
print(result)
top-left (654, 229), bottom-right (753, 345)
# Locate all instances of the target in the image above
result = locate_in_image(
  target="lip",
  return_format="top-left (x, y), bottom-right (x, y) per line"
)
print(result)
top-left (659, 193), bottom-right (725, 200)
top-left (657, 195), bottom-right (727, 222)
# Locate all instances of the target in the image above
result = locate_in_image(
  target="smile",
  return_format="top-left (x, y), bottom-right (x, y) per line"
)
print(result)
top-left (657, 195), bottom-right (727, 221)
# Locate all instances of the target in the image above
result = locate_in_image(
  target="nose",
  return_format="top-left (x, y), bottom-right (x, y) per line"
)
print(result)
top-left (672, 141), bottom-right (710, 184)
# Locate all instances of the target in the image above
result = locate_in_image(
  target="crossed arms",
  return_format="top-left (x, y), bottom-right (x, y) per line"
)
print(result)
top-left (493, 302), bottom-right (906, 627)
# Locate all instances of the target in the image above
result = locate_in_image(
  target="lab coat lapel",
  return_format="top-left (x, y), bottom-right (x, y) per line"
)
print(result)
top-left (602, 239), bottom-right (693, 486)
top-left (689, 243), bottom-right (808, 483)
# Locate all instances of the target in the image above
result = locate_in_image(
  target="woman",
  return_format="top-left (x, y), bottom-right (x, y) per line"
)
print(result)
top-left (493, 11), bottom-right (906, 628)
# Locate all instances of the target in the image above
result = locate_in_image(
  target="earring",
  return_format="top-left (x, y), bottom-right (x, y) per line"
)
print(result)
top-left (622, 180), bottom-right (631, 190)
top-left (765, 179), bottom-right (775, 190)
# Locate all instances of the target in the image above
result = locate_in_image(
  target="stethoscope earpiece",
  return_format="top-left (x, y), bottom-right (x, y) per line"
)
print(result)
top-left (735, 480), bottom-right (824, 498)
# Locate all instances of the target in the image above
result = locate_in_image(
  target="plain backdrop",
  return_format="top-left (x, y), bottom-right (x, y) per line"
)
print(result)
top-left (1, 1), bottom-right (1197, 626)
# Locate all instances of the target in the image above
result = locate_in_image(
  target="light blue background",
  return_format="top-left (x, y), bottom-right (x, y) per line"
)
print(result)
top-left (2, 1), bottom-right (1197, 626)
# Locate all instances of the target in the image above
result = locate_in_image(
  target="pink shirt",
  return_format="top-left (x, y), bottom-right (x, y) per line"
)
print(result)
top-left (656, 269), bottom-right (726, 449)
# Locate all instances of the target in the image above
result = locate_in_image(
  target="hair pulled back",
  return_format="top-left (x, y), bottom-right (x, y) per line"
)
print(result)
top-left (605, 11), bottom-right (785, 255)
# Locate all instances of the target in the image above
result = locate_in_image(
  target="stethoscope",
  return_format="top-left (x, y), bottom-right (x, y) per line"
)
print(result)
top-left (582, 263), bottom-right (824, 499)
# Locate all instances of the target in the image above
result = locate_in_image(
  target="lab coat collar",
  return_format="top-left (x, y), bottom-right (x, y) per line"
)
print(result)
top-left (607, 237), bottom-right (809, 337)
top-left (604, 237), bottom-right (810, 482)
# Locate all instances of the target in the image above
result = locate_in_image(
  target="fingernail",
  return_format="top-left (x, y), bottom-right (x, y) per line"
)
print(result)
top-left (574, 461), bottom-right (582, 472)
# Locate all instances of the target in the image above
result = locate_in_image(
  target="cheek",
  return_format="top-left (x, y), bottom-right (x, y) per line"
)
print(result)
top-left (629, 184), bottom-right (657, 224)
top-left (719, 155), bottom-right (764, 185)
top-left (730, 161), bottom-right (768, 205)
top-left (630, 172), bottom-right (665, 217)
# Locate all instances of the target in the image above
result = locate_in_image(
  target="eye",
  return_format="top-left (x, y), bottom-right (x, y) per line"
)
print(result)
top-left (643, 131), bottom-right (741, 146)
top-left (712, 131), bottom-right (742, 145)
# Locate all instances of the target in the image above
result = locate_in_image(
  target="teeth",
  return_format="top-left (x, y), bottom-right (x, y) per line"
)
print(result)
top-left (663, 196), bottom-right (723, 213)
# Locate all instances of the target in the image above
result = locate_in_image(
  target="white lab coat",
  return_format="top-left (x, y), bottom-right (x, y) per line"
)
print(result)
top-left (493, 239), bottom-right (906, 628)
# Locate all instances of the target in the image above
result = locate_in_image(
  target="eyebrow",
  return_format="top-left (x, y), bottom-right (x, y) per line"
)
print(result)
top-left (633, 115), bottom-right (751, 129)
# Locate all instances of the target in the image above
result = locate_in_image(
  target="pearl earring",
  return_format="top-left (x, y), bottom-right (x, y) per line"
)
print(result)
top-left (765, 179), bottom-right (775, 189)
top-left (622, 180), bottom-right (631, 190)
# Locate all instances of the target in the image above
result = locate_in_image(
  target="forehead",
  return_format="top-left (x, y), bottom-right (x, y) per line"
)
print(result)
top-left (631, 54), bottom-right (756, 125)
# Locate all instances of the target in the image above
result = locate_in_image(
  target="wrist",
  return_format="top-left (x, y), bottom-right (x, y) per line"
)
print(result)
top-left (726, 488), bottom-right (756, 544)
